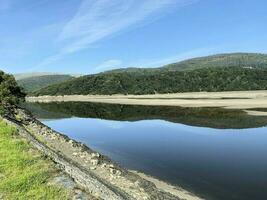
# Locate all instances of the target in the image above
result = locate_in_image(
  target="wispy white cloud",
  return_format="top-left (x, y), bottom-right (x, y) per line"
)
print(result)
top-left (132, 47), bottom-right (221, 67)
top-left (37, 0), bottom-right (198, 68)
top-left (92, 59), bottom-right (123, 73)
top-left (84, 47), bottom-right (220, 74)
top-left (89, 47), bottom-right (218, 73)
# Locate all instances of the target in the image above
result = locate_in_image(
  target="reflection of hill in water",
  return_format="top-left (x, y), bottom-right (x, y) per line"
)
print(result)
top-left (23, 102), bottom-right (267, 129)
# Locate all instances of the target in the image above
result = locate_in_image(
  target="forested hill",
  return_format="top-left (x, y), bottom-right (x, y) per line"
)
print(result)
top-left (31, 53), bottom-right (267, 96)
top-left (17, 75), bottom-right (74, 92)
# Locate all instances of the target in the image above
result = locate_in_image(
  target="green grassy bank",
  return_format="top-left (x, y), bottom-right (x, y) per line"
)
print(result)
top-left (0, 120), bottom-right (68, 200)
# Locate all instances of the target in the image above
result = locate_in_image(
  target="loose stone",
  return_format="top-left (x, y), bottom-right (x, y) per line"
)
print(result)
top-left (72, 152), bottom-right (79, 156)
top-left (109, 168), bottom-right (116, 174)
top-left (91, 159), bottom-right (99, 166)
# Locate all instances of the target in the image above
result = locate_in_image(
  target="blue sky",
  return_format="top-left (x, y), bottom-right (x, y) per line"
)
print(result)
top-left (1, 0), bottom-right (267, 74)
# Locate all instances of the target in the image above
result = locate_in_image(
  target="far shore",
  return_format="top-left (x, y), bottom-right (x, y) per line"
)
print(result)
top-left (27, 90), bottom-right (267, 115)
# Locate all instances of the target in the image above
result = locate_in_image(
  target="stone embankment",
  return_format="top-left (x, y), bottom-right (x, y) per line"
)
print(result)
top-left (3, 107), bottom-right (203, 200)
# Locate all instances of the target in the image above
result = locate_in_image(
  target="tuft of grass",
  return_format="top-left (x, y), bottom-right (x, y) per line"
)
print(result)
top-left (0, 120), bottom-right (69, 200)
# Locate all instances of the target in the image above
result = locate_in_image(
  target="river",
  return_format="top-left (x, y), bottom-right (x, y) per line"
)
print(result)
top-left (23, 102), bottom-right (267, 200)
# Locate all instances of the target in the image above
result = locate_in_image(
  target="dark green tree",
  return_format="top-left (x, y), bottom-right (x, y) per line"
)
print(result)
top-left (0, 71), bottom-right (25, 106)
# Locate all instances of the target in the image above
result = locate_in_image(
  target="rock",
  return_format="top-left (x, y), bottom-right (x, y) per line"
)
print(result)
top-left (72, 152), bottom-right (79, 156)
top-left (115, 170), bottom-right (121, 176)
top-left (80, 153), bottom-right (87, 159)
top-left (73, 189), bottom-right (89, 200)
top-left (69, 140), bottom-right (74, 144)
top-left (108, 164), bottom-right (115, 169)
top-left (50, 135), bottom-right (57, 140)
top-left (60, 138), bottom-right (66, 143)
top-left (91, 153), bottom-right (100, 158)
top-left (109, 168), bottom-right (116, 174)
top-left (50, 175), bottom-right (76, 189)
top-left (134, 181), bottom-right (140, 186)
top-left (90, 159), bottom-right (99, 166)
top-left (101, 163), bottom-right (107, 168)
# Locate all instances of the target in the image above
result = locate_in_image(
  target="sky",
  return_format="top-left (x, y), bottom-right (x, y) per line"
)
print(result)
top-left (0, 0), bottom-right (267, 74)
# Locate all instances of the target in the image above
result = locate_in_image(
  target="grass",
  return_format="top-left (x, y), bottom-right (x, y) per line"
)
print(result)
top-left (0, 120), bottom-right (69, 200)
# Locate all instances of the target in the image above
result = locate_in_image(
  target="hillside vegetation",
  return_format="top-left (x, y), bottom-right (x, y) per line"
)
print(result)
top-left (32, 53), bottom-right (267, 96)
top-left (17, 75), bottom-right (73, 92)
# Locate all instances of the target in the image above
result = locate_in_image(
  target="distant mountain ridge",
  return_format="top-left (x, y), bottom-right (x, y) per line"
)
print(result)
top-left (102, 53), bottom-right (267, 74)
top-left (17, 74), bottom-right (74, 92)
top-left (31, 53), bottom-right (267, 96)
top-left (14, 72), bottom-right (82, 80)
top-left (14, 72), bottom-right (61, 80)
top-left (162, 52), bottom-right (267, 71)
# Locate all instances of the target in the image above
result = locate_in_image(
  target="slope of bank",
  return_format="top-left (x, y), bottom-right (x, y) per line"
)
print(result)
top-left (0, 119), bottom-right (92, 200)
top-left (2, 106), bottom-right (203, 200)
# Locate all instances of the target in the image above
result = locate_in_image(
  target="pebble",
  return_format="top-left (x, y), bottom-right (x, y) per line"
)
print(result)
top-left (72, 152), bottom-right (79, 156)
top-left (69, 140), bottom-right (74, 144)
top-left (90, 159), bottom-right (99, 166)
top-left (116, 170), bottom-right (121, 176)
top-left (101, 163), bottom-right (107, 168)
top-left (109, 168), bottom-right (116, 174)
top-left (134, 181), bottom-right (140, 186)
top-left (91, 153), bottom-right (100, 158)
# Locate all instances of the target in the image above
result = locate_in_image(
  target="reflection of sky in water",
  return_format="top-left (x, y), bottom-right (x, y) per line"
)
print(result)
top-left (43, 118), bottom-right (267, 200)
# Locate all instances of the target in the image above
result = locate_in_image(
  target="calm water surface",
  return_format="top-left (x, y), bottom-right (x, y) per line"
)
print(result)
top-left (24, 102), bottom-right (267, 200)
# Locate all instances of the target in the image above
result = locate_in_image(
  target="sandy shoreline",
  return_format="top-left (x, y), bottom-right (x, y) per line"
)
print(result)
top-left (131, 171), bottom-right (204, 200)
top-left (27, 90), bottom-right (267, 112)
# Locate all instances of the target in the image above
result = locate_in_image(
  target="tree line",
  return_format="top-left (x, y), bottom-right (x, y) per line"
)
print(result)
top-left (33, 67), bottom-right (267, 96)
